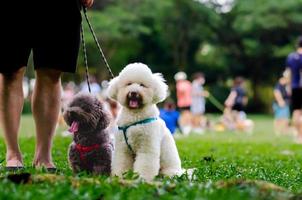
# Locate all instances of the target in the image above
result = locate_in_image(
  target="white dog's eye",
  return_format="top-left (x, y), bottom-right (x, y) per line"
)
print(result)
top-left (127, 83), bottom-right (132, 86)
top-left (140, 83), bottom-right (146, 87)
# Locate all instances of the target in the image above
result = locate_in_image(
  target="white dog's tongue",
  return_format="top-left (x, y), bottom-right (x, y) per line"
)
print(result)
top-left (129, 100), bottom-right (139, 108)
top-left (68, 121), bottom-right (79, 133)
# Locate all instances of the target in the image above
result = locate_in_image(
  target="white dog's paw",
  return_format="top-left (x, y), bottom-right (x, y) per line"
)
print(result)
top-left (160, 168), bottom-right (183, 177)
top-left (181, 168), bottom-right (197, 180)
top-left (138, 173), bottom-right (156, 182)
top-left (183, 168), bottom-right (197, 181)
top-left (111, 168), bottom-right (125, 178)
top-left (161, 168), bottom-right (197, 180)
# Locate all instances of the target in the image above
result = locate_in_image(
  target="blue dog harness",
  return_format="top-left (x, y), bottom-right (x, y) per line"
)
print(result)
top-left (118, 117), bottom-right (158, 156)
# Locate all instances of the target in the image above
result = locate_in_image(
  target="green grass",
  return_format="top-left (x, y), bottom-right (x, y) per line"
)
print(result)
top-left (0, 114), bottom-right (302, 200)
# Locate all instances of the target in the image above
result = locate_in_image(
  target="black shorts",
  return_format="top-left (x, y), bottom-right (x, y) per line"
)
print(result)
top-left (1, 0), bottom-right (82, 73)
top-left (291, 88), bottom-right (302, 110)
top-left (178, 106), bottom-right (191, 112)
top-left (232, 103), bottom-right (244, 112)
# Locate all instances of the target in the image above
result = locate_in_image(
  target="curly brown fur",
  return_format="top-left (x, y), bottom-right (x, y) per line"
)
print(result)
top-left (63, 93), bottom-right (112, 175)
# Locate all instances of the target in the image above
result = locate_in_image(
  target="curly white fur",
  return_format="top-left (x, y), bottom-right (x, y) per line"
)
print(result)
top-left (108, 63), bottom-right (182, 181)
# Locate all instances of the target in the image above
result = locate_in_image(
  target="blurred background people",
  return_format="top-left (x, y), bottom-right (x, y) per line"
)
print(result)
top-left (80, 75), bottom-right (102, 95)
top-left (160, 101), bottom-right (180, 135)
top-left (104, 97), bottom-right (120, 142)
top-left (273, 73), bottom-right (291, 135)
top-left (59, 82), bottom-right (77, 133)
top-left (286, 36), bottom-right (302, 143)
top-left (223, 77), bottom-right (253, 133)
top-left (23, 77), bottom-right (29, 99)
top-left (174, 71), bottom-right (192, 135)
top-left (191, 72), bottom-right (209, 133)
top-left (62, 82), bottom-right (77, 108)
top-left (225, 76), bottom-right (248, 116)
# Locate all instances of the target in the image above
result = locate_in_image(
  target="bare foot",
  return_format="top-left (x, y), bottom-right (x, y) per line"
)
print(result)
top-left (33, 158), bottom-right (56, 169)
top-left (33, 148), bottom-right (56, 169)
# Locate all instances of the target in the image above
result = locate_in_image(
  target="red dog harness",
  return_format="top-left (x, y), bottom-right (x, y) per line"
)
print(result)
top-left (75, 143), bottom-right (100, 162)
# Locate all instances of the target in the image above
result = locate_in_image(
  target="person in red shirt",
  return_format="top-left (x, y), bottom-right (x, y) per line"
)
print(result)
top-left (174, 71), bottom-right (192, 134)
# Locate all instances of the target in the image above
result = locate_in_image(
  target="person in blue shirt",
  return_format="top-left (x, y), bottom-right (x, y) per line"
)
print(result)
top-left (286, 36), bottom-right (302, 143)
top-left (160, 101), bottom-right (180, 135)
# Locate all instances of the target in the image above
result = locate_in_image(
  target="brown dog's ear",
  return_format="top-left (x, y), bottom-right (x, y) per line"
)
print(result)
top-left (98, 109), bottom-right (111, 130)
top-left (107, 77), bottom-right (119, 100)
top-left (152, 73), bottom-right (168, 104)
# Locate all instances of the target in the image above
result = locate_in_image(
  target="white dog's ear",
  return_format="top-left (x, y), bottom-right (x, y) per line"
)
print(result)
top-left (107, 77), bottom-right (119, 100)
top-left (152, 73), bottom-right (168, 104)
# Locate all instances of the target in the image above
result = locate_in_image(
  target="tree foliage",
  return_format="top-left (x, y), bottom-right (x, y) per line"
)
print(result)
top-left (76, 0), bottom-right (302, 112)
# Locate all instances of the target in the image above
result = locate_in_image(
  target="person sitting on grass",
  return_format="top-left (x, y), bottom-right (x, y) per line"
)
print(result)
top-left (273, 74), bottom-right (291, 135)
top-left (160, 101), bottom-right (180, 135)
top-left (223, 77), bottom-right (253, 133)
top-left (225, 77), bottom-right (248, 119)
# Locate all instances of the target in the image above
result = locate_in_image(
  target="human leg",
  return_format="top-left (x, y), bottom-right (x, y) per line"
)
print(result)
top-left (32, 68), bottom-right (62, 168)
top-left (292, 110), bottom-right (302, 142)
top-left (290, 89), bottom-right (302, 142)
top-left (30, 0), bottom-right (81, 167)
top-left (274, 119), bottom-right (290, 135)
top-left (179, 108), bottom-right (192, 135)
top-left (0, 67), bottom-right (26, 167)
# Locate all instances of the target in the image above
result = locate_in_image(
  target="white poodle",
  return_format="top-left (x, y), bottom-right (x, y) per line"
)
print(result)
top-left (107, 63), bottom-right (182, 181)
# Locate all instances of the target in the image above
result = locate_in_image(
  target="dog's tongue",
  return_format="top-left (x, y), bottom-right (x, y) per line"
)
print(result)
top-left (129, 100), bottom-right (139, 108)
top-left (68, 121), bottom-right (79, 134)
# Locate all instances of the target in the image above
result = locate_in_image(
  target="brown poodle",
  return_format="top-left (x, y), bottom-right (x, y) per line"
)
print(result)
top-left (63, 93), bottom-right (112, 175)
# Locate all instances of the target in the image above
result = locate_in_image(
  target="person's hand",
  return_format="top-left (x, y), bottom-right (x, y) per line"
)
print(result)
top-left (224, 100), bottom-right (233, 108)
top-left (81, 0), bottom-right (94, 8)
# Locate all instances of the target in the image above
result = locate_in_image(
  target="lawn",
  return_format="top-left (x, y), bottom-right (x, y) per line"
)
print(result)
top-left (0, 114), bottom-right (302, 200)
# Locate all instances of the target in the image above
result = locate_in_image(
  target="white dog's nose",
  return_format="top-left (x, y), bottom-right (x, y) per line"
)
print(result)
top-left (128, 91), bottom-right (139, 98)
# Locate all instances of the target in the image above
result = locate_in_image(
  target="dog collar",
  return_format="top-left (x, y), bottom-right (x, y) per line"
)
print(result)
top-left (75, 143), bottom-right (100, 162)
top-left (118, 117), bottom-right (158, 156)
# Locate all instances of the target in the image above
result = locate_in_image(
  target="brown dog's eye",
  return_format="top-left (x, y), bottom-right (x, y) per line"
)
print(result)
top-left (140, 83), bottom-right (145, 87)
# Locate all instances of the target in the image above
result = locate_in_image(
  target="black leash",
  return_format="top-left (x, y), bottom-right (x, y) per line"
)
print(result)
top-left (81, 7), bottom-right (139, 157)
top-left (80, 23), bottom-right (91, 93)
top-left (80, 6), bottom-right (115, 93)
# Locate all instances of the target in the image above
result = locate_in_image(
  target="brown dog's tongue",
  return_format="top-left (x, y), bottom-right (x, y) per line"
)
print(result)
top-left (68, 121), bottom-right (79, 133)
